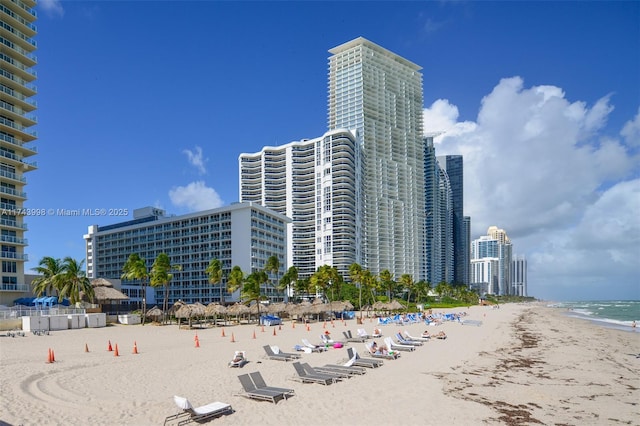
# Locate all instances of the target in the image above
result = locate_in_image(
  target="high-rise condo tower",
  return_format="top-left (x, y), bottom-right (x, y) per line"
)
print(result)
top-left (328, 37), bottom-right (425, 280)
top-left (0, 0), bottom-right (38, 304)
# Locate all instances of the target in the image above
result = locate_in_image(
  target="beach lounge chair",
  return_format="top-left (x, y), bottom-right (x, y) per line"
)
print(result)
top-left (356, 328), bottom-right (370, 339)
top-left (395, 332), bottom-right (423, 346)
top-left (236, 374), bottom-right (287, 404)
top-left (228, 351), bottom-right (248, 368)
top-left (364, 341), bottom-right (400, 359)
top-left (403, 330), bottom-right (430, 342)
top-left (302, 362), bottom-right (351, 379)
top-left (385, 336), bottom-right (415, 352)
top-left (291, 362), bottom-right (336, 385)
top-left (343, 330), bottom-right (366, 342)
top-left (263, 345), bottom-right (297, 361)
top-left (301, 338), bottom-right (326, 352)
top-left (320, 334), bottom-right (346, 346)
top-left (249, 371), bottom-right (295, 398)
top-left (163, 395), bottom-right (232, 425)
top-left (272, 345), bottom-right (302, 359)
top-left (346, 347), bottom-right (385, 367)
top-left (320, 354), bottom-right (367, 376)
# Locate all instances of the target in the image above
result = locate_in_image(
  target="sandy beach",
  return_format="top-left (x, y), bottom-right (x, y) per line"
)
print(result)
top-left (1, 303), bottom-right (638, 426)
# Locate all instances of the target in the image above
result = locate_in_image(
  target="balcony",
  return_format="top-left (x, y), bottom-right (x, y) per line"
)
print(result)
top-left (0, 186), bottom-right (26, 198)
top-left (0, 282), bottom-right (29, 292)
top-left (0, 168), bottom-right (25, 183)
top-left (0, 234), bottom-right (26, 244)
top-left (0, 251), bottom-right (28, 260)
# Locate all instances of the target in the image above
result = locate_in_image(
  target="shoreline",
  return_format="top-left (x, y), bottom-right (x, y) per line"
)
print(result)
top-left (1, 303), bottom-right (638, 425)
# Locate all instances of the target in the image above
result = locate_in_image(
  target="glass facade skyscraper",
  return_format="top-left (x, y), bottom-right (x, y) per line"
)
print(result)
top-left (437, 155), bottom-right (467, 285)
top-left (328, 37), bottom-right (425, 280)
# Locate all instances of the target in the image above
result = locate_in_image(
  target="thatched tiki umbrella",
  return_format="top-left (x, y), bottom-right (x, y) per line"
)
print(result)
top-left (145, 306), bottom-right (163, 323)
top-left (82, 278), bottom-right (129, 312)
top-left (288, 301), bottom-right (312, 323)
top-left (175, 303), bottom-right (205, 328)
top-left (226, 303), bottom-right (249, 324)
top-left (267, 302), bottom-right (287, 317)
top-left (205, 303), bottom-right (227, 326)
top-left (386, 299), bottom-right (405, 312)
top-left (311, 298), bottom-right (329, 321)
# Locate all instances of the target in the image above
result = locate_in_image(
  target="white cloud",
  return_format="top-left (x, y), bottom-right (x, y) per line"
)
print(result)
top-left (39, 0), bottom-right (64, 17)
top-left (424, 77), bottom-right (640, 300)
top-left (621, 108), bottom-right (640, 147)
top-left (168, 181), bottom-right (223, 212)
top-left (183, 146), bottom-right (207, 174)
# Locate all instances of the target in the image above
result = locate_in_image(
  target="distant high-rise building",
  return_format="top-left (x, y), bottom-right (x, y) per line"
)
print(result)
top-left (463, 216), bottom-right (471, 285)
top-left (0, 0), bottom-right (38, 305)
top-left (511, 254), bottom-right (527, 296)
top-left (328, 37), bottom-right (425, 280)
top-left (437, 155), bottom-right (466, 285)
top-left (239, 129), bottom-right (360, 279)
top-left (471, 227), bottom-right (513, 295)
top-left (424, 136), bottom-right (453, 285)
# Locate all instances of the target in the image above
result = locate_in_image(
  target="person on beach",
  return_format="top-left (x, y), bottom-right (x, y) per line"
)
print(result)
top-left (422, 330), bottom-right (431, 338)
top-left (370, 341), bottom-right (388, 355)
top-left (435, 331), bottom-right (447, 339)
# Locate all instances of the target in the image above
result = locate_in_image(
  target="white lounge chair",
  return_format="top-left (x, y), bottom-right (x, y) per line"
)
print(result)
top-left (164, 395), bottom-right (232, 425)
top-left (403, 330), bottom-right (430, 341)
top-left (302, 338), bottom-right (325, 352)
top-left (228, 350), bottom-right (248, 368)
top-left (384, 336), bottom-right (415, 352)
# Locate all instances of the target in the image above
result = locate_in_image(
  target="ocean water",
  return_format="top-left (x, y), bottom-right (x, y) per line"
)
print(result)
top-left (548, 300), bottom-right (640, 332)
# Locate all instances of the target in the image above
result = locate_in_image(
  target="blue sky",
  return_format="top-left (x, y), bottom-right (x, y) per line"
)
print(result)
top-left (26, 1), bottom-right (639, 301)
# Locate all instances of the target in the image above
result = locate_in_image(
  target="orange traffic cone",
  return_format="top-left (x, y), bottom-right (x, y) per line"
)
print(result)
top-left (114, 344), bottom-right (119, 357)
top-left (194, 332), bottom-right (198, 341)
top-left (133, 341), bottom-right (139, 354)
top-left (221, 328), bottom-right (226, 337)
top-left (323, 321), bottom-right (326, 329)
top-left (46, 348), bottom-right (53, 364)
top-left (85, 343), bottom-right (89, 353)
top-left (261, 325), bottom-right (265, 333)
top-left (195, 338), bottom-right (200, 348)
top-left (278, 324), bottom-right (282, 331)
top-left (292, 321), bottom-right (295, 329)
top-left (230, 333), bottom-right (235, 343)
top-left (306, 324), bottom-right (310, 332)
top-left (252, 330), bottom-right (256, 339)
top-left (51, 349), bottom-right (56, 362)
top-left (273, 327), bottom-right (277, 336)
top-left (108, 340), bottom-right (113, 351)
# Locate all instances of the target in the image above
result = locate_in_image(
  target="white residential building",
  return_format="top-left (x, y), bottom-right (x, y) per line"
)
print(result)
top-left (239, 129), bottom-right (360, 279)
top-left (328, 37), bottom-right (426, 280)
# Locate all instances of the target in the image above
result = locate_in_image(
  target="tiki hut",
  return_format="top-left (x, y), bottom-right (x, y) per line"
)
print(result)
top-left (145, 306), bottom-right (163, 323)
top-left (205, 303), bottom-right (227, 326)
top-left (81, 278), bottom-right (129, 312)
top-left (226, 303), bottom-right (249, 323)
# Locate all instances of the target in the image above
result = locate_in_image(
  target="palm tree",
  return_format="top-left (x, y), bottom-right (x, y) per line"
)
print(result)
top-left (58, 257), bottom-right (94, 305)
top-left (31, 256), bottom-right (63, 298)
top-left (205, 258), bottom-right (223, 303)
top-left (400, 273), bottom-right (414, 313)
top-left (349, 263), bottom-right (365, 320)
top-left (379, 269), bottom-right (394, 301)
top-left (243, 270), bottom-right (267, 319)
top-left (121, 253), bottom-right (149, 324)
top-left (414, 280), bottom-right (431, 305)
top-left (150, 253), bottom-right (181, 324)
top-left (278, 266), bottom-right (298, 301)
top-left (227, 265), bottom-right (245, 297)
top-left (264, 255), bottom-right (280, 295)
